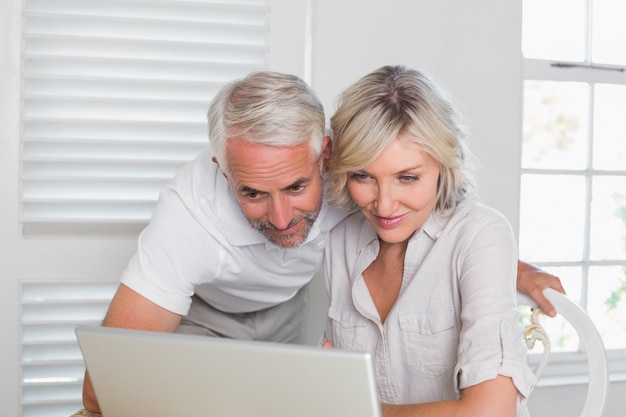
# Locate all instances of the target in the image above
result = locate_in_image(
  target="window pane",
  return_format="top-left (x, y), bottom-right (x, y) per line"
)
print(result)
top-left (543, 266), bottom-right (584, 303)
top-left (522, 0), bottom-right (586, 61)
top-left (523, 267), bottom-right (583, 353)
top-left (590, 176), bottom-right (626, 260)
top-left (519, 174), bottom-right (586, 261)
top-left (593, 84), bottom-right (626, 170)
top-left (592, 0), bottom-right (626, 65)
top-left (588, 266), bottom-right (626, 350)
top-left (522, 80), bottom-right (589, 170)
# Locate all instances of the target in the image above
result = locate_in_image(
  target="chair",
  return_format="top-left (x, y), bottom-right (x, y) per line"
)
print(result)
top-left (517, 287), bottom-right (609, 417)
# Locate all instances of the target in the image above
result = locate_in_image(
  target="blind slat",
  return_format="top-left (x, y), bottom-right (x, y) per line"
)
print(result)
top-left (23, 74), bottom-right (228, 95)
top-left (23, 97), bottom-right (210, 122)
top-left (22, 161), bottom-right (184, 179)
top-left (26, 0), bottom-right (267, 24)
top-left (24, 56), bottom-right (260, 81)
top-left (23, 120), bottom-right (207, 141)
top-left (24, 36), bottom-right (267, 64)
top-left (25, 15), bottom-right (267, 46)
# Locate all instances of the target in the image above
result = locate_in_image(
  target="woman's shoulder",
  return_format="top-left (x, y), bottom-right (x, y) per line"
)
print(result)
top-left (454, 197), bottom-right (510, 226)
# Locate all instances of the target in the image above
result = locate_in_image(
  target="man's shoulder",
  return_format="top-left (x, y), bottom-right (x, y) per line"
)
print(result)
top-left (151, 148), bottom-right (255, 240)
top-left (329, 210), bottom-right (374, 246)
top-left (317, 203), bottom-right (352, 232)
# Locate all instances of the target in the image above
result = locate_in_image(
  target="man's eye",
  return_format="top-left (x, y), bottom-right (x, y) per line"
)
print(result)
top-left (289, 184), bottom-right (305, 192)
top-left (244, 191), bottom-right (261, 199)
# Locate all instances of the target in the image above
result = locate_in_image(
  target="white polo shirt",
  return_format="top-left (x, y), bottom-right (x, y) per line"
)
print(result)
top-left (324, 198), bottom-right (536, 415)
top-left (121, 147), bottom-right (347, 315)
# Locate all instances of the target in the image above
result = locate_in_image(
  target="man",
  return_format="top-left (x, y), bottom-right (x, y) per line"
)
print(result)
top-left (77, 71), bottom-right (563, 415)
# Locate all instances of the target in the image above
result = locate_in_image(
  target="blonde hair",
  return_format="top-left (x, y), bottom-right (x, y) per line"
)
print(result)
top-left (327, 65), bottom-right (476, 212)
top-left (208, 71), bottom-right (326, 174)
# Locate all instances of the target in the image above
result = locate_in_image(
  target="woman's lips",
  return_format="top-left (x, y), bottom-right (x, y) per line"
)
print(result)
top-left (374, 213), bottom-right (408, 229)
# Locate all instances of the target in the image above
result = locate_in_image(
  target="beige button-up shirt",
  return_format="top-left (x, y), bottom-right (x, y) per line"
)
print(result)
top-left (324, 198), bottom-right (536, 416)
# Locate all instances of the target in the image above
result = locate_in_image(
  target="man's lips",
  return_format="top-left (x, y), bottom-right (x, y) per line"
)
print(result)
top-left (274, 220), bottom-right (301, 236)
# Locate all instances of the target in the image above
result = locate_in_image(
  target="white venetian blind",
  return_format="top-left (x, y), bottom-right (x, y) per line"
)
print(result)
top-left (20, 281), bottom-right (117, 417)
top-left (20, 0), bottom-right (269, 237)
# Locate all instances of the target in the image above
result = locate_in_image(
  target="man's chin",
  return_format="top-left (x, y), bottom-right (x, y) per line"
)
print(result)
top-left (264, 230), bottom-right (307, 248)
top-left (249, 210), bottom-right (320, 248)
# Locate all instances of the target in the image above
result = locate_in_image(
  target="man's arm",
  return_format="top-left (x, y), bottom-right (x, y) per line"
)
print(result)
top-left (82, 283), bottom-right (182, 413)
top-left (516, 260), bottom-right (565, 317)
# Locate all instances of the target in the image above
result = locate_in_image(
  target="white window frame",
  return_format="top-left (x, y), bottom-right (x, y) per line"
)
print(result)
top-left (522, 42), bottom-right (626, 389)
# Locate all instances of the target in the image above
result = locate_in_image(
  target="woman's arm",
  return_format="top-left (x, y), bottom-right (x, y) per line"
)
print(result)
top-left (381, 375), bottom-right (518, 417)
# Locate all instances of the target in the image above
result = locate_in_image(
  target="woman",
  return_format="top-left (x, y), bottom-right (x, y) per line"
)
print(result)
top-left (324, 65), bottom-right (536, 417)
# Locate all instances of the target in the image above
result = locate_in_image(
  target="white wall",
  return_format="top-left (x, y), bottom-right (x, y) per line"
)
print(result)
top-left (1, 0), bottom-right (623, 415)
top-left (309, 0), bottom-right (523, 235)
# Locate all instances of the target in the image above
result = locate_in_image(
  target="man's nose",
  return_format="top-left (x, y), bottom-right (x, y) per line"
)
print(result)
top-left (268, 195), bottom-right (293, 230)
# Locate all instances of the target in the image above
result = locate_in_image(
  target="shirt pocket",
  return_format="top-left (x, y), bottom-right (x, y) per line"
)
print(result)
top-left (398, 310), bottom-right (458, 377)
top-left (328, 305), bottom-right (371, 352)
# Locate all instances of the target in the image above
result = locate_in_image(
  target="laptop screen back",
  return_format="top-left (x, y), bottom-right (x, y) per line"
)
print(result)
top-left (75, 325), bottom-right (381, 417)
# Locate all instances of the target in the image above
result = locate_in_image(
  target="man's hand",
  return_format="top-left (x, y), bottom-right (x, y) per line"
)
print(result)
top-left (517, 260), bottom-right (565, 317)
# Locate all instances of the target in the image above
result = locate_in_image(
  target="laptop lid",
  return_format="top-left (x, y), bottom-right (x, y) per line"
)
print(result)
top-left (75, 325), bottom-right (381, 417)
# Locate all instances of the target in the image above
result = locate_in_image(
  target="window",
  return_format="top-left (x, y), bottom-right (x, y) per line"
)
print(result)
top-left (17, 1), bottom-right (274, 415)
top-left (521, 0), bottom-right (626, 376)
top-left (20, 0), bottom-right (269, 237)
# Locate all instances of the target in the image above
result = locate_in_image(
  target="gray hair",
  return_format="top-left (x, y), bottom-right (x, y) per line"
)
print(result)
top-left (327, 65), bottom-right (476, 212)
top-left (208, 71), bottom-right (326, 174)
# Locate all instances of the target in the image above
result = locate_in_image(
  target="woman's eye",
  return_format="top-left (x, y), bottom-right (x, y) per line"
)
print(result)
top-left (350, 172), bottom-right (370, 181)
top-left (399, 175), bottom-right (418, 182)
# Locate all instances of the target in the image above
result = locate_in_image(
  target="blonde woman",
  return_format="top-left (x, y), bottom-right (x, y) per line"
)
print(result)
top-left (324, 66), bottom-right (536, 417)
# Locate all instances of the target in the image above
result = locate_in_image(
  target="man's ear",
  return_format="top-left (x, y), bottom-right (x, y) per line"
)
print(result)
top-left (212, 156), bottom-right (228, 180)
top-left (322, 135), bottom-right (332, 161)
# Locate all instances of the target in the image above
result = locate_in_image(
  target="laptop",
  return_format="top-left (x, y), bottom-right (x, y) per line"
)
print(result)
top-left (75, 325), bottom-right (381, 417)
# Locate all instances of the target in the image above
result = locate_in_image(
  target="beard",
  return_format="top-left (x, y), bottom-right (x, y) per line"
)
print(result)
top-left (249, 211), bottom-right (319, 248)
top-left (246, 191), bottom-right (323, 248)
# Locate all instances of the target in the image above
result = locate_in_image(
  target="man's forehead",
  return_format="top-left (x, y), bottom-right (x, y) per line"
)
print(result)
top-left (225, 135), bottom-right (314, 155)
top-left (226, 136), bottom-right (316, 166)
